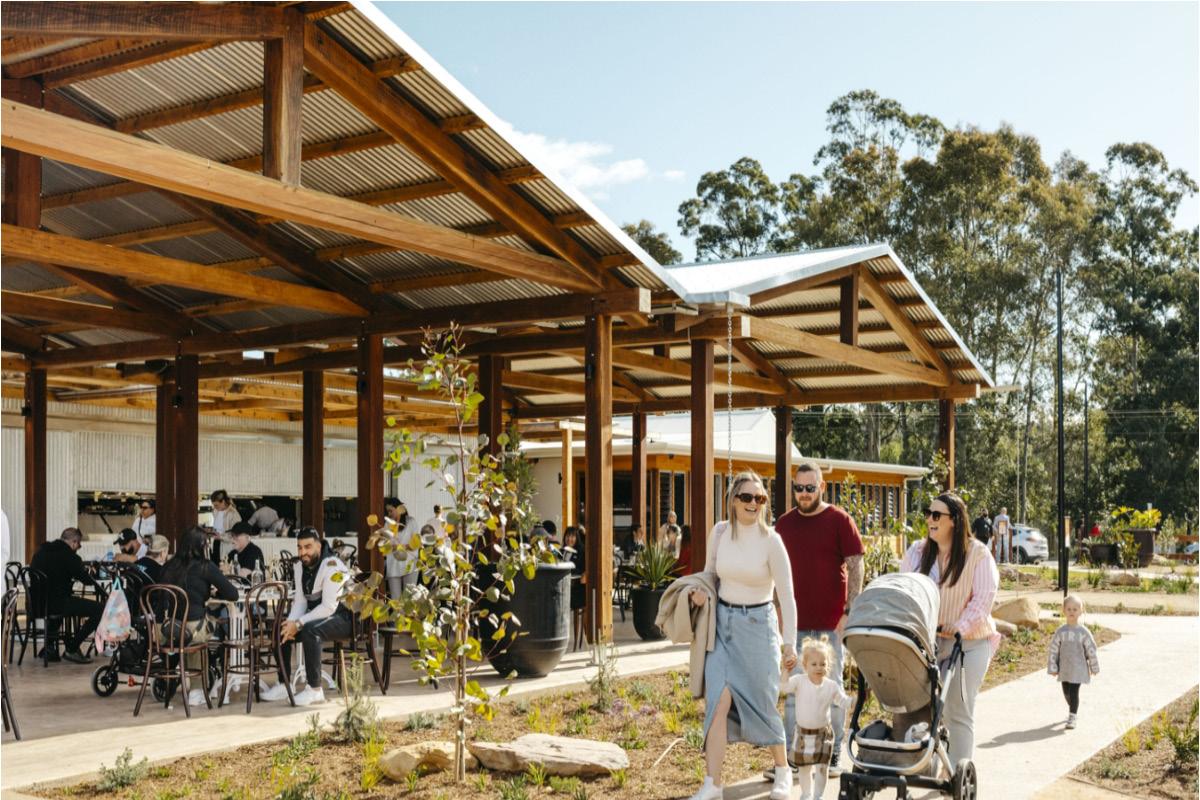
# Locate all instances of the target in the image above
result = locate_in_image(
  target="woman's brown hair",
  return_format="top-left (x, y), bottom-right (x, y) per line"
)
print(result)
top-left (918, 492), bottom-right (970, 587)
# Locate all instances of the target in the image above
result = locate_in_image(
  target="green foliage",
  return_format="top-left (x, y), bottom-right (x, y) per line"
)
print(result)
top-left (547, 776), bottom-right (580, 794)
top-left (358, 723), bottom-right (387, 791)
top-left (405, 711), bottom-right (440, 731)
top-left (629, 545), bottom-right (678, 590)
top-left (526, 762), bottom-right (547, 789)
top-left (678, 157), bottom-right (782, 260)
top-left (570, 785), bottom-right (590, 800)
top-left (1166, 699), bottom-right (1199, 765)
top-left (472, 771), bottom-right (491, 792)
top-left (96, 749), bottom-right (149, 793)
top-left (272, 717), bottom-right (322, 769)
top-left (683, 724), bottom-right (705, 751)
top-left (497, 775), bottom-right (528, 800)
top-left (330, 656), bottom-right (377, 744)
top-left (1095, 757), bottom-right (1137, 780)
top-left (587, 641), bottom-right (620, 711)
top-left (609, 768), bottom-right (628, 789)
top-left (621, 220), bottom-right (682, 265)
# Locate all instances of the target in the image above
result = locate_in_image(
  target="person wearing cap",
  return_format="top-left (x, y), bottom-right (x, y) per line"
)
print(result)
top-left (112, 527), bottom-right (147, 563)
top-left (225, 522), bottom-right (265, 577)
top-left (133, 499), bottom-right (156, 539)
top-left (136, 535), bottom-right (170, 583)
top-left (29, 528), bottom-right (102, 663)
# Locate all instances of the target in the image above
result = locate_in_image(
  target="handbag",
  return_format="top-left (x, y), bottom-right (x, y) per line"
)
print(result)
top-left (94, 575), bottom-right (134, 653)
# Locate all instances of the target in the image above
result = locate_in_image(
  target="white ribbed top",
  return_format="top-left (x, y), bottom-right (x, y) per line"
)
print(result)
top-left (706, 520), bottom-right (797, 647)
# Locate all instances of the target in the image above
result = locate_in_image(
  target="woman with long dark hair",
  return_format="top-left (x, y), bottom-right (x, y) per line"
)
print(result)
top-left (159, 526), bottom-right (238, 706)
top-left (900, 492), bottom-right (999, 767)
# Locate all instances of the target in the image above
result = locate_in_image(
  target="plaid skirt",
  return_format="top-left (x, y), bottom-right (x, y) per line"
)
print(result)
top-left (790, 724), bottom-right (834, 767)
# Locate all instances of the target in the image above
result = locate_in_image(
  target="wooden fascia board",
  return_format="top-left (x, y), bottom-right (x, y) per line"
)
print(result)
top-left (1, 3), bottom-right (288, 40)
top-left (747, 316), bottom-right (949, 387)
top-left (0, 224), bottom-right (366, 318)
top-left (857, 266), bottom-right (955, 383)
top-left (748, 264), bottom-right (858, 306)
top-left (302, 21), bottom-right (613, 293)
top-left (1, 290), bottom-right (183, 337)
top-left (1, 100), bottom-right (592, 292)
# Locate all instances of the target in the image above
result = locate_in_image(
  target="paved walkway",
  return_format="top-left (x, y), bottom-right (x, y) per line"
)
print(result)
top-left (3, 613), bottom-right (1196, 800)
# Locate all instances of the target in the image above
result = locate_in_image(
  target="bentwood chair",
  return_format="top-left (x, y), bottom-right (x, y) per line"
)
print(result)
top-left (134, 585), bottom-right (213, 718)
top-left (323, 574), bottom-right (385, 695)
top-left (2, 588), bottom-right (21, 739)
top-left (17, 567), bottom-right (68, 667)
top-left (5, 563), bottom-right (24, 663)
top-left (219, 581), bottom-right (294, 713)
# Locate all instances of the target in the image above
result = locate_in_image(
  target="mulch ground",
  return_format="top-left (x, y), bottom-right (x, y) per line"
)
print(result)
top-left (1070, 686), bottom-right (1199, 800)
top-left (40, 621), bottom-right (1124, 800)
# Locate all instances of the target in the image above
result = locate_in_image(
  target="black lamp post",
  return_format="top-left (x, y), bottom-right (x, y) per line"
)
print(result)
top-left (1056, 264), bottom-right (1067, 595)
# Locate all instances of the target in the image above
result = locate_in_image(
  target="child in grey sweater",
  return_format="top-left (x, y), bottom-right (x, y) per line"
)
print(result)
top-left (1048, 594), bottom-right (1100, 729)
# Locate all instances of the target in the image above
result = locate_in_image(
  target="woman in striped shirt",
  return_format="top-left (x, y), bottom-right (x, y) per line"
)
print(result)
top-left (901, 492), bottom-right (999, 767)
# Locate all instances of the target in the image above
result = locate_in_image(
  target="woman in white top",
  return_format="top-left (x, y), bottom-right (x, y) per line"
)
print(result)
top-left (209, 489), bottom-right (241, 534)
top-left (687, 471), bottom-right (799, 800)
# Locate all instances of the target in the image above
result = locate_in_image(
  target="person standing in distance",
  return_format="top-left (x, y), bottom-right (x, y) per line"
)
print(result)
top-left (972, 508), bottom-right (992, 547)
top-left (769, 460), bottom-right (864, 779)
top-left (992, 507), bottom-right (1012, 563)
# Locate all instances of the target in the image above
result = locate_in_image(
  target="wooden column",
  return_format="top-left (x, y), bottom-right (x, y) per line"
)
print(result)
top-left (477, 355), bottom-right (504, 459)
top-left (23, 368), bottom-right (47, 559)
top-left (174, 355), bottom-right (199, 529)
top-left (356, 332), bottom-right (384, 573)
top-left (631, 409), bottom-right (647, 538)
top-left (560, 427), bottom-right (574, 528)
top-left (938, 398), bottom-right (956, 489)
top-left (774, 404), bottom-right (793, 522)
top-left (262, 10), bottom-right (304, 184)
top-left (649, 468), bottom-right (661, 535)
top-left (690, 339), bottom-right (714, 573)
top-left (840, 266), bottom-right (860, 346)
top-left (2, 78), bottom-right (42, 230)
top-left (584, 313), bottom-right (613, 644)
top-left (155, 378), bottom-right (177, 546)
top-left (302, 370), bottom-right (324, 529)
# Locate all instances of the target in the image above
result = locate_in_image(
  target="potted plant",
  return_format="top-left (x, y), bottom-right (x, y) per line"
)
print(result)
top-left (1111, 506), bottom-right (1162, 570)
top-left (1089, 526), bottom-right (1121, 568)
top-left (628, 544), bottom-right (678, 641)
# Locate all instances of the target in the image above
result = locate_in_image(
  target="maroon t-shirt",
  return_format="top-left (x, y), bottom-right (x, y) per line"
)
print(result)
top-left (776, 504), bottom-right (865, 631)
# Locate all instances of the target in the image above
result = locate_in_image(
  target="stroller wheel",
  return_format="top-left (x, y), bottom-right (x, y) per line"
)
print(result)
top-left (91, 665), bottom-right (120, 697)
top-left (951, 759), bottom-right (977, 800)
top-left (152, 678), bottom-right (172, 702)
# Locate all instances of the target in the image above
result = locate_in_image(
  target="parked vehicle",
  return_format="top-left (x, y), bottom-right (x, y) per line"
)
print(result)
top-left (1012, 525), bottom-right (1049, 564)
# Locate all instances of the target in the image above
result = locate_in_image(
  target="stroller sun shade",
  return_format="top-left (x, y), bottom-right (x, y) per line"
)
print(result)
top-left (844, 572), bottom-right (941, 714)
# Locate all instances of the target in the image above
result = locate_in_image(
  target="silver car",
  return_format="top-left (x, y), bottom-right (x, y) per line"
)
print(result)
top-left (1012, 524), bottom-right (1050, 564)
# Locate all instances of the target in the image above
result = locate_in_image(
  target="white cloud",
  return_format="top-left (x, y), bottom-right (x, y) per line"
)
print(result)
top-left (664, 169), bottom-right (686, 181)
top-left (492, 120), bottom-right (650, 193)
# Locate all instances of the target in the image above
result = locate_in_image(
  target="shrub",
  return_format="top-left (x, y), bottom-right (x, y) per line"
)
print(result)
top-left (405, 711), bottom-right (441, 731)
top-left (1167, 698), bottom-right (1200, 765)
top-left (358, 724), bottom-right (387, 791)
top-left (548, 776), bottom-right (580, 794)
top-left (331, 656), bottom-right (377, 744)
top-left (610, 769), bottom-right (628, 788)
top-left (497, 775), bottom-right (529, 800)
top-left (96, 749), bottom-right (149, 793)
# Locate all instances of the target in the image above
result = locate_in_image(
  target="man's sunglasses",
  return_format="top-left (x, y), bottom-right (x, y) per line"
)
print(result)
top-left (924, 508), bottom-right (951, 522)
top-left (733, 492), bottom-right (769, 506)
top-left (793, 483), bottom-right (820, 494)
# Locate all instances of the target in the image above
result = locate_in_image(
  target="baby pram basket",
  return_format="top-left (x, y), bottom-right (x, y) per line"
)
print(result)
top-left (839, 572), bottom-right (977, 800)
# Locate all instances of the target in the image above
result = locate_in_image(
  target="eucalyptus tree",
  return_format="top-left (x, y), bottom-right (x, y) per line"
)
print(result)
top-left (621, 219), bottom-right (682, 265)
top-left (677, 157), bottom-right (782, 260)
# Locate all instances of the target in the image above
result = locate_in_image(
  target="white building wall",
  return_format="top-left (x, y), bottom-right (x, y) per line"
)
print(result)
top-left (530, 455), bottom-right (565, 530)
top-left (2, 427), bottom-right (25, 566)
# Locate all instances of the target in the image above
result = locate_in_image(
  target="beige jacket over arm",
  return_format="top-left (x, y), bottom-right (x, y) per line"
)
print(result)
top-left (654, 570), bottom-right (719, 699)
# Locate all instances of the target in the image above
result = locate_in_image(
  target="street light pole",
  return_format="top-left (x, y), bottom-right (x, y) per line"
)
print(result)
top-left (1056, 263), bottom-right (1067, 595)
top-left (1083, 382), bottom-right (1090, 557)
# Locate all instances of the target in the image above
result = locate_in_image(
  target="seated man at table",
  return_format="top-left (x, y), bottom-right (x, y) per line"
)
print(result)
top-left (135, 535), bottom-right (170, 584)
top-left (261, 526), bottom-right (351, 706)
top-left (112, 527), bottom-right (147, 564)
top-left (28, 527), bottom-right (102, 664)
top-left (225, 523), bottom-right (265, 577)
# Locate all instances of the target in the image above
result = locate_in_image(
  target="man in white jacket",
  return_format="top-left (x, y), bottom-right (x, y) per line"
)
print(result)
top-left (262, 526), bottom-right (350, 706)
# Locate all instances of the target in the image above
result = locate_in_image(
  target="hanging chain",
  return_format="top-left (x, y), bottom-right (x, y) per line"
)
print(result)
top-left (726, 304), bottom-right (734, 488)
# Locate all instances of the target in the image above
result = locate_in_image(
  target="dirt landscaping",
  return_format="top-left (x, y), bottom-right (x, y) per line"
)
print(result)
top-left (1071, 686), bottom-right (1199, 800)
top-left (35, 619), bottom-right (1124, 800)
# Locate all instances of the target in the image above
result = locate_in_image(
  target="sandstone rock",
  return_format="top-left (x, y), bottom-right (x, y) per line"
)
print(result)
top-left (381, 742), bottom-right (478, 780)
top-left (1018, 571), bottom-right (1039, 584)
top-left (468, 734), bottom-right (629, 777)
top-left (993, 618), bottom-right (1017, 637)
top-left (1107, 572), bottom-right (1141, 587)
top-left (999, 567), bottom-right (1020, 581)
top-left (992, 597), bottom-right (1040, 630)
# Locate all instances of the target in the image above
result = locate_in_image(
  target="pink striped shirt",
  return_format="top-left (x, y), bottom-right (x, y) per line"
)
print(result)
top-left (901, 538), bottom-right (999, 641)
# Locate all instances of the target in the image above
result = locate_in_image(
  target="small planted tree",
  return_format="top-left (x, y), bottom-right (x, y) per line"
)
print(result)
top-left (344, 325), bottom-right (552, 781)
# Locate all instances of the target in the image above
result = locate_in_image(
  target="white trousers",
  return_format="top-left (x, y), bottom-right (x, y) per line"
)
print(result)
top-left (940, 637), bottom-right (992, 766)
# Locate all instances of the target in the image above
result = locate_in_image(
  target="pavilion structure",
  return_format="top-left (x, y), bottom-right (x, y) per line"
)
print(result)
top-left (0, 1), bottom-right (992, 643)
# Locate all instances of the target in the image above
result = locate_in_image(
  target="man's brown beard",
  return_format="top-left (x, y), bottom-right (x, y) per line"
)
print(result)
top-left (797, 495), bottom-right (822, 514)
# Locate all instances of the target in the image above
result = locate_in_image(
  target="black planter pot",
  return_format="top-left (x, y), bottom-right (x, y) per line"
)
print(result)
top-left (1089, 543), bottom-right (1120, 567)
top-left (477, 562), bottom-right (573, 678)
top-left (631, 586), bottom-right (668, 641)
top-left (1130, 528), bottom-right (1157, 569)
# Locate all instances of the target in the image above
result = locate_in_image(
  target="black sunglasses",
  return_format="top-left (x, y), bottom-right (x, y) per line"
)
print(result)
top-left (733, 492), bottom-right (769, 505)
top-left (793, 483), bottom-right (819, 494)
top-left (924, 508), bottom-right (952, 522)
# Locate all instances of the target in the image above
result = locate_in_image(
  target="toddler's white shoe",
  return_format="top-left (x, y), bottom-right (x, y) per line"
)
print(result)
top-left (292, 686), bottom-right (326, 706)
top-left (687, 777), bottom-right (723, 800)
top-left (768, 766), bottom-right (794, 800)
top-left (1066, 713), bottom-right (1077, 729)
top-left (260, 681), bottom-right (291, 702)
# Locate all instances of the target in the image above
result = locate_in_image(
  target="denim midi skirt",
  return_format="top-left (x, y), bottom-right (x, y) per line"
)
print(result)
top-left (703, 601), bottom-right (786, 747)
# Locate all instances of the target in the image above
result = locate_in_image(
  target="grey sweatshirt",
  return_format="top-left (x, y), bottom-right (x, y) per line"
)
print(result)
top-left (1047, 623), bottom-right (1100, 684)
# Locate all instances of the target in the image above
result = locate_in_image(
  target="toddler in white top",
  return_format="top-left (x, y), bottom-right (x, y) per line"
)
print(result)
top-left (784, 635), bottom-right (855, 800)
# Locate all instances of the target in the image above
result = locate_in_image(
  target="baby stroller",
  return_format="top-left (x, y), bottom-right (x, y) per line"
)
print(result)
top-left (839, 572), bottom-right (977, 800)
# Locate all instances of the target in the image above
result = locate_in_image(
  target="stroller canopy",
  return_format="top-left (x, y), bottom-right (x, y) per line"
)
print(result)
top-left (846, 571), bottom-right (940, 660)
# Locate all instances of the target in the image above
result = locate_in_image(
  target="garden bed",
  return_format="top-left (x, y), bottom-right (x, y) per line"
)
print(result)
top-left (37, 619), bottom-right (1123, 800)
top-left (1004, 566), bottom-right (1197, 598)
top-left (1070, 686), bottom-right (1199, 799)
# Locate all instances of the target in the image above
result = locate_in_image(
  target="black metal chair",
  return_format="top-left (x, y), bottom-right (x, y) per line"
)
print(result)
top-left (219, 581), bottom-right (294, 713)
top-left (5, 563), bottom-right (24, 663)
top-left (17, 567), bottom-right (69, 667)
top-left (2, 588), bottom-right (21, 739)
top-left (134, 585), bottom-right (213, 717)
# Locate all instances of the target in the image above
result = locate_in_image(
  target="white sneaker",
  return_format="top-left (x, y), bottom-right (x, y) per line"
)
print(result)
top-left (768, 767), bottom-right (794, 800)
top-left (260, 682), bottom-right (291, 702)
top-left (187, 689), bottom-right (207, 706)
top-left (1066, 713), bottom-right (1077, 729)
top-left (687, 777), bottom-right (723, 800)
top-left (292, 686), bottom-right (326, 707)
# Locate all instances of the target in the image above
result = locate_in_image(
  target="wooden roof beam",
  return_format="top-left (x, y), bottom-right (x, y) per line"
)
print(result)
top-left (1, 100), bottom-right (592, 292)
top-left (730, 340), bottom-right (797, 394)
top-left (1, 320), bottom-right (48, 355)
top-left (1, 291), bottom-right (187, 337)
top-left (1, 3), bottom-right (288, 41)
top-left (41, 42), bottom-right (221, 89)
top-left (303, 21), bottom-right (613, 295)
top-left (1, 35), bottom-right (69, 58)
top-left (857, 267), bottom-right (955, 383)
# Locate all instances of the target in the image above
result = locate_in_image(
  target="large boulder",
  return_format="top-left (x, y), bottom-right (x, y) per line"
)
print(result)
top-left (468, 734), bottom-right (629, 777)
top-left (1108, 572), bottom-right (1141, 587)
top-left (1018, 571), bottom-right (1039, 584)
top-left (381, 742), bottom-right (478, 780)
top-left (992, 597), bottom-right (1040, 629)
top-left (999, 567), bottom-right (1020, 582)
top-left (993, 618), bottom-right (1017, 637)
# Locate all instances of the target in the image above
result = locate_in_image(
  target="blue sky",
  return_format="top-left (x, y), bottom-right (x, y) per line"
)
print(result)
top-left (379, 2), bottom-right (1200, 263)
